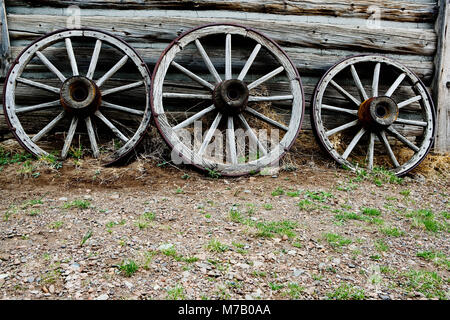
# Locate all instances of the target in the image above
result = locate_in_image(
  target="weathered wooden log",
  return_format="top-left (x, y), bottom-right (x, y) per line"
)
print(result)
top-left (6, 14), bottom-right (437, 56)
top-left (6, 0), bottom-right (438, 23)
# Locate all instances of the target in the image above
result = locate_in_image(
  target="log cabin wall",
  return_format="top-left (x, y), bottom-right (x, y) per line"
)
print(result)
top-left (0, 0), bottom-right (448, 152)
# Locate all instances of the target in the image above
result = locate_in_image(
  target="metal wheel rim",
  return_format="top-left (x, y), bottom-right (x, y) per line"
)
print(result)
top-left (151, 23), bottom-right (305, 176)
top-left (311, 54), bottom-right (435, 176)
top-left (3, 28), bottom-right (152, 165)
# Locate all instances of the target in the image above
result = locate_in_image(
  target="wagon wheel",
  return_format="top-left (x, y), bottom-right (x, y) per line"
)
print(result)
top-left (151, 23), bottom-right (304, 176)
top-left (3, 29), bottom-right (151, 164)
top-left (311, 55), bottom-right (435, 176)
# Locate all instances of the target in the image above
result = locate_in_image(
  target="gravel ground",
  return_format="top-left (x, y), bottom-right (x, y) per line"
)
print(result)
top-left (0, 157), bottom-right (449, 300)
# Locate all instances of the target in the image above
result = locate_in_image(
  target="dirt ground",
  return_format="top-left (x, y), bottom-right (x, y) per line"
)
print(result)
top-left (0, 139), bottom-right (449, 300)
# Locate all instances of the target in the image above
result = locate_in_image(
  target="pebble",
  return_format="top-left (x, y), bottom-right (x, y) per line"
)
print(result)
top-left (0, 274), bottom-right (8, 280)
top-left (293, 268), bottom-right (305, 277)
top-left (49, 285), bottom-right (55, 294)
top-left (95, 293), bottom-right (109, 300)
top-left (378, 293), bottom-right (391, 300)
top-left (58, 197), bottom-right (68, 201)
top-left (124, 281), bottom-right (133, 290)
top-left (158, 243), bottom-right (174, 251)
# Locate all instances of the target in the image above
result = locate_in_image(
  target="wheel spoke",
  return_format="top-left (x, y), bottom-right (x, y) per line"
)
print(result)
top-left (85, 116), bottom-right (99, 158)
top-left (247, 66), bottom-right (284, 90)
top-left (245, 107), bottom-right (289, 131)
top-left (65, 38), bottom-right (79, 76)
top-left (94, 110), bottom-right (129, 143)
top-left (102, 101), bottom-right (145, 116)
top-left (330, 80), bottom-right (360, 107)
top-left (102, 81), bottom-right (144, 96)
top-left (86, 39), bottom-right (102, 80)
top-left (342, 127), bottom-right (366, 160)
top-left (225, 34), bottom-right (232, 80)
top-left (238, 114), bottom-right (268, 156)
top-left (96, 55), bottom-right (128, 87)
top-left (238, 44), bottom-right (261, 81)
top-left (325, 119), bottom-right (359, 137)
top-left (36, 51), bottom-right (66, 82)
top-left (198, 112), bottom-right (222, 156)
top-left (227, 116), bottom-right (237, 164)
top-left (379, 130), bottom-right (400, 167)
top-left (172, 105), bottom-right (215, 130)
top-left (367, 132), bottom-right (375, 170)
top-left (171, 61), bottom-right (215, 91)
top-left (17, 77), bottom-right (60, 94)
top-left (15, 100), bottom-right (60, 114)
top-left (31, 111), bottom-right (66, 142)
top-left (372, 62), bottom-right (381, 97)
top-left (195, 39), bottom-right (222, 84)
top-left (61, 117), bottom-right (79, 159)
top-left (395, 118), bottom-right (427, 127)
top-left (162, 93), bottom-right (212, 100)
top-left (321, 104), bottom-right (358, 116)
top-left (248, 95), bottom-right (293, 102)
top-left (385, 73), bottom-right (406, 97)
top-left (398, 95), bottom-right (422, 109)
top-left (350, 65), bottom-right (369, 101)
top-left (386, 126), bottom-right (420, 152)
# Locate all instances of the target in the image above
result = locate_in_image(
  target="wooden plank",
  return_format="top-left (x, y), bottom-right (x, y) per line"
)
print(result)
top-left (432, 0), bottom-right (450, 152)
top-left (0, 0), bottom-right (11, 78)
top-left (6, 14), bottom-right (437, 56)
top-left (5, 0), bottom-right (438, 23)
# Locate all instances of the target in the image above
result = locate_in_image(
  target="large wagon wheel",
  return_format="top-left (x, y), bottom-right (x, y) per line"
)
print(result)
top-left (311, 55), bottom-right (435, 176)
top-left (3, 29), bottom-right (151, 164)
top-left (151, 23), bottom-right (304, 176)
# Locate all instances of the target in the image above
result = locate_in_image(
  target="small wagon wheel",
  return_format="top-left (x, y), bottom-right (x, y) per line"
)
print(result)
top-left (311, 55), bottom-right (435, 176)
top-left (3, 28), bottom-right (151, 164)
top-left (151, 23), bottom-right (304, 176)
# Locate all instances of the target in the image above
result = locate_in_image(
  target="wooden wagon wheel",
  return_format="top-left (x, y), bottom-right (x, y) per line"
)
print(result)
top-left (3, 28), bottom-right (151, 164)
top-left (151, 23), bottom-right (304, 176)
top-left (311, 55), bottom-right (435, 176)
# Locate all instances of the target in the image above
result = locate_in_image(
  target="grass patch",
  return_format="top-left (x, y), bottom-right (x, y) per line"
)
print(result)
top-left (406, 209), bottom-right (447, 233)
top-left (327, 283), bottom-right (365, 300)
top-left (399, 270), bottom-right (447, 299)
top-left (380, 226), bottom-right (404, 237)
top-left (254, 220), bottom-right (297, 238)
top-left (206, 239), bottom-right (229, 253)
top-left (323, 233), bottom-right (352, 249)
top-left (118, 259), bottom-right (139, 277)
top-left (283, 283), bottom-right (304, 299)
top-left (416, 251), bottom-right (450, 270)
top-left (63, 200), bottom-right (91, 210)
top-left (166, 283), bottom-right (186, 300)
top-left (271, 187), bottom-right (285, 197)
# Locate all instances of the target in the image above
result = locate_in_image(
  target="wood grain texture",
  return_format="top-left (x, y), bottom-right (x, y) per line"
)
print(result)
top-left (432, 0), bottom-right (449, 152)
top-left (6, 0), bottom-right (438, 23)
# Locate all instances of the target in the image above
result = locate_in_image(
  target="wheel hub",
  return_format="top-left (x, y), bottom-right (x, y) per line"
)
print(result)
top-left (60, 76), bottom-right (102, 115)
top-left (358, 96), bottom-right (398, 129)
top-left (213, 79), bottom-right (249, 116)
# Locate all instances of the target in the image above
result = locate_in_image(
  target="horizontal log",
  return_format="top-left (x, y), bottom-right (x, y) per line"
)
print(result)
top-left (5, 0), bottom-right (438, 23)
top-left (6, 14), bottom-right (437, 56)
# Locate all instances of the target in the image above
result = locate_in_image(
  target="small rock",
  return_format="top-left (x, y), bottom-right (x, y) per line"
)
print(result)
top-left (42, 286), bottom-right (49, 293)
top-left (378, 293), bottom-right (391, 300)
top-left (332, 258), bottom-right (341, 265)
top-left (26, 276), bottom-right (35, 283)
top-left (0, 274), bottom-right (8, 280)
top-left (124, 281), bottom-right (133, 290)
top-left (95, 293), bottom-right (109, 300)
top-left (58, 197), bottom-right (68, 201)
top-left (293, 268), bottom-right (305, 277)
top-left (49, 285), bottom-right (55, 294)
top-left (348, 263), bottom-right (356, 268)
top-left (287, 250), bottom-right (296, 256)
top-left (158, 243), bottom-right (174, 251)
top-left (153, 285), bottom-right (161, 290)
top-left (282, 235), bottom-right (289, 241)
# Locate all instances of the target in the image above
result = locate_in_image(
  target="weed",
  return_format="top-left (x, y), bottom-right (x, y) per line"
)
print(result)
top-left (361, 207), bottom-right (381, 216)
top-left (286, 190), bottom-right (301, 197)
top-left (118, 259), bottom-right (139, 277)
top-left (207, 239), bottom-right (229, 253)
top-left (400, 270), bottom-right (446, 299)
top-left (268, 282), bottom-right (284, 291)
top-left (375, 239), bottom-right (389, 252)
top-left (229, 208), bottom-right (243, 223)
top-left (271, 187), bottom-right (285, 197)
top-left (49, 221), bottom-right (64, 229)
top-left (206, 168), bottom-right (221, 179)
top-left (63, 200), bottom-right (91, 210)
top-left (298, 199), bottom-right (317, 211)
top-left (323, 233), bottom-right (352, 248)
top-left (327, 283), bottom-right (365, 300)
top-left (416, 251), bottom-right (449, 270)
top-left (283, 283), bottom-right (304, 299)
top-left (406, 209), bottom-right (445, 233)
top-left (181, 173), bottom-right (190, 180)
top-left (305, 191), bottom-right (333, 202)
top-left (80, 230), bottom-right (92, 247)
top-left (263, 203), bottom-right (273, 210)
top-left (380, 226), bottom-right (404, 237)
top-left (254, 220), bottom-right (297, 238)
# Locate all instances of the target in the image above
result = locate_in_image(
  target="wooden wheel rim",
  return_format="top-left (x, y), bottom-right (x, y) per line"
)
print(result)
top-left (311, 55), bottom-right (435, 176)
top-left (151, 23), bottom-right (305, 176)
top-left (3, 28), bottom-right (152, 164)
